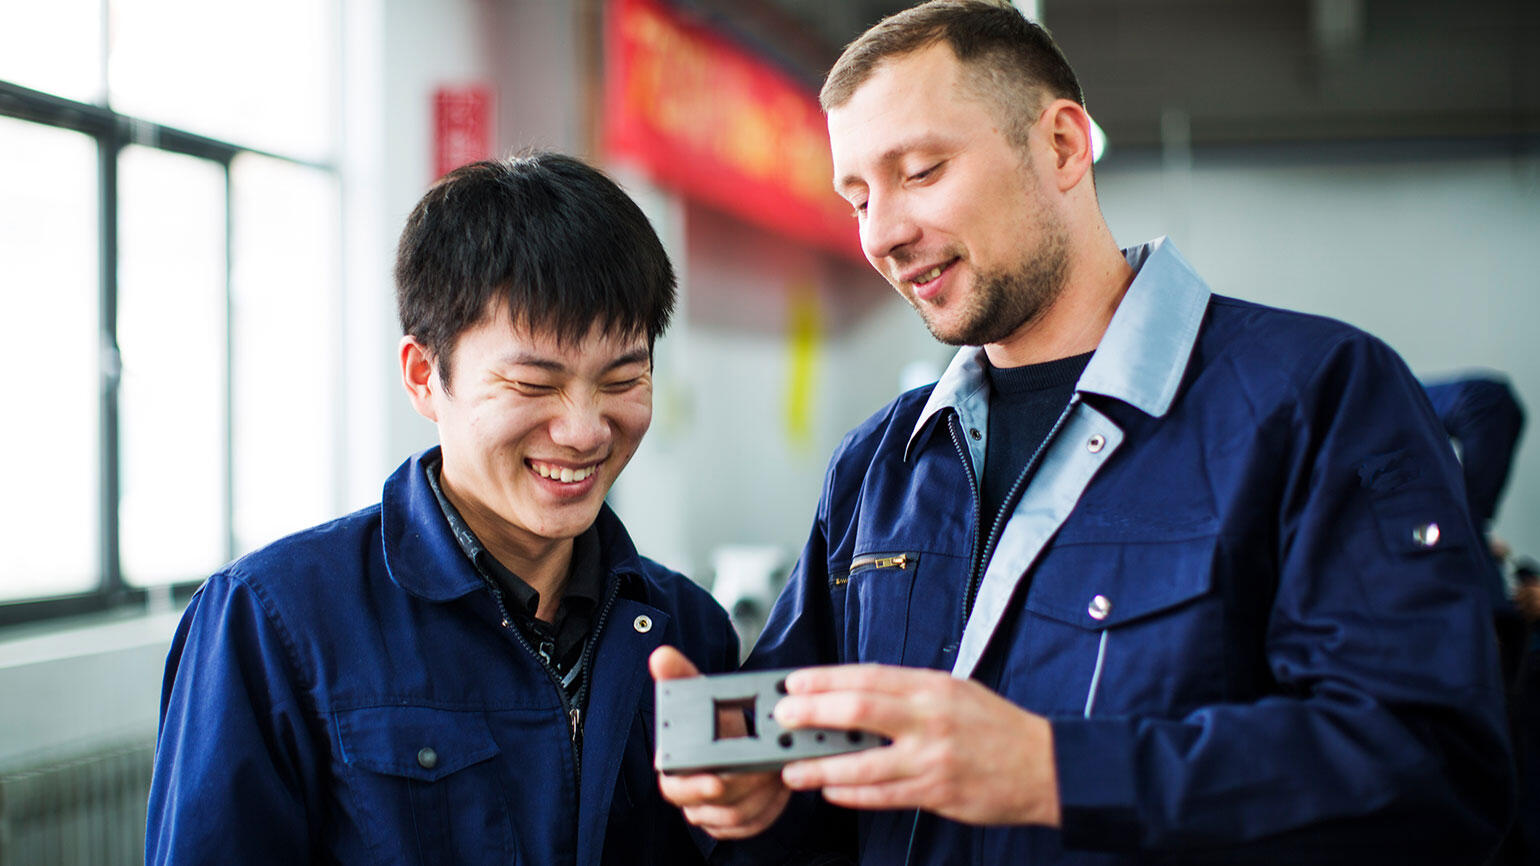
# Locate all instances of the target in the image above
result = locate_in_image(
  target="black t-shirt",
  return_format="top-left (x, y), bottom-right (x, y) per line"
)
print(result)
top-left (979, 351), bottom-right (1094, 540)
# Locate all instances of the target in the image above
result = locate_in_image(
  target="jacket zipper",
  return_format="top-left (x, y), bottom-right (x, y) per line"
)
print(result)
top-left (486, 573), bottom-right (622, 789)
top-left (959, 394), bottom-right (1082, 624)
top-left (567, 575), bottom-right (623, 767)
top-left (947, 414), bottom-right (985, 624)
top-left (851, 553), bottom-right (909, 572)
top-left (834, 553), bottom-right (910, 586)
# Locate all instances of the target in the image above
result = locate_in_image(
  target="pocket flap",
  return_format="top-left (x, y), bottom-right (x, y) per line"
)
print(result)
top-left (1369, 487), bottom-right (1470, 556)
top-left (334, 705), bottom-right (501, 782)
top-left (1025, 538), bottom-right (1216, 630)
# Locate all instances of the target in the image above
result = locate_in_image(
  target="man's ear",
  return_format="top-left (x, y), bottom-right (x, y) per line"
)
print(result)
top-left (1041, 99), bottom-right (1095, 193)
top-left (399, 335), bottom-right (440, 423)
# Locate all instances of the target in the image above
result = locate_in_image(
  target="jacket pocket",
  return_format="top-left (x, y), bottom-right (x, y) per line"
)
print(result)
top-left (333, 705), bottom-right (516, 864)
top-left (1025, 539), bottom-right (1215, 631)
top-left (1005, 536), bottom-right (1225, 717)
top-left (1367, 486), bottom-right (1470, 557)
top-left (830, 551), bottom-right (921, 665)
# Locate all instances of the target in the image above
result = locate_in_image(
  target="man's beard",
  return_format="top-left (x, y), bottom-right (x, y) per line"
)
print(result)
top-left (914, 222), bottom-right (1070, 348)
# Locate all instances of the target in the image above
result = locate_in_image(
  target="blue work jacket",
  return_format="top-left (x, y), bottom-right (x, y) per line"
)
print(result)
top-left (147, 449), bottom-right (738, 865)
top-left (733, 239), bottom-right (1514, 864)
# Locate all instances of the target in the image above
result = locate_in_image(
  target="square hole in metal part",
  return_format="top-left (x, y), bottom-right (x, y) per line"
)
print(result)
top-left (712, 696), bottom-right (758, 740)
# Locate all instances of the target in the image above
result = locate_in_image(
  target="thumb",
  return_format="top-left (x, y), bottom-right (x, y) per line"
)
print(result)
top-left (649, 645), bottom-right (701, 681)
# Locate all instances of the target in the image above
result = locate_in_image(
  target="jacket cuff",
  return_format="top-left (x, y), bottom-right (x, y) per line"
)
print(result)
top-left (1051, 716), bottom-right (1143, 850)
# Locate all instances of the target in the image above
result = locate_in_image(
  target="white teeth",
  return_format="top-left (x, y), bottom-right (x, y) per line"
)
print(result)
top-left (532, 461), bottom-right (596, 483)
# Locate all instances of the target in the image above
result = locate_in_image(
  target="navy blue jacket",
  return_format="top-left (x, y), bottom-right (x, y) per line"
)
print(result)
top-left (734, 240), bottom-right (1514, 864)
top-left (147, 449), bottom-right (738, 865)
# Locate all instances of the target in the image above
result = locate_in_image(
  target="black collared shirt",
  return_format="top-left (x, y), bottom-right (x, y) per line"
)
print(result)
top-left (423, 455), bottom-right (605, 697)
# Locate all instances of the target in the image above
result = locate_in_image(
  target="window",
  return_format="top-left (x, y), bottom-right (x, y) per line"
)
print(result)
top-left (0, 118), bottom-right (101, 603)
top-left (0, 0), bottom-right (341, 622)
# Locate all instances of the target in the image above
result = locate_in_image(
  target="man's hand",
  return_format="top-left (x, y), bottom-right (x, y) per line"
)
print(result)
top-left (773, 664), bottom-right (1061, 827)
top-left (648, 646), bottom-right (792, 839)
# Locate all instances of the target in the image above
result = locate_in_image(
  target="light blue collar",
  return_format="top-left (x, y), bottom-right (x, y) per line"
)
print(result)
top-left (905, 237), bottom-right (1212, 460)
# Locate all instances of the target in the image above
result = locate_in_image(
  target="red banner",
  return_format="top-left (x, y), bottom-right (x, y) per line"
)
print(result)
top-left (603, 0), bottom-right (862, 262)
top-left (434, 85), bottom-right (495, 179)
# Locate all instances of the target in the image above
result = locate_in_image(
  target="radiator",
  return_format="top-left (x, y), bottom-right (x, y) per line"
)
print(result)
top-left (0, 739), bottom-right (154, 866)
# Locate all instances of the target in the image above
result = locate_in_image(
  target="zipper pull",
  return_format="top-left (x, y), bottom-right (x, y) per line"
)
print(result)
top-left (874, 554), bottom-right (908, 570)
top-left (569, 707), bottom-right (581, 741)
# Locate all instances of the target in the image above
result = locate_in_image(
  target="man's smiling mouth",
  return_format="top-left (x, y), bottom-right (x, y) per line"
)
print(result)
top-left (902, 257), bottom-right (958, 289)
top-left (528, 460), bottom-right (599, 483)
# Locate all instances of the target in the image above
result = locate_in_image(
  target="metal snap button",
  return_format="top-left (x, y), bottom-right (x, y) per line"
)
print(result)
top-left (969, 427), bottom-right (982, 441)
top-left (633, 614), bottom-right (653, 633)
top-left (1087, 434), bottom-right (1106, 453)
top-left (1087, 594), bottom-right (1112, 620)
top-left (1412, 523), bottom-right (1441, 547)
top-left (417, 747), bottom-right (438, 770)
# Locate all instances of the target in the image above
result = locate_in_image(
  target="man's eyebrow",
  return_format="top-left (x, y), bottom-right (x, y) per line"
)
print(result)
top-left (604, 348), bottom-right (652, 373)
top-left (500, 353), bottom-right (567, 373)
top-left (499, 347), bottom-right (651, 374)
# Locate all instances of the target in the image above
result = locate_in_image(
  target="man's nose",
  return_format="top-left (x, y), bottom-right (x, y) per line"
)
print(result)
top-left (549, 395), bottom-right (609, 453)
top-left (860, 192), bottom-right (921, 263)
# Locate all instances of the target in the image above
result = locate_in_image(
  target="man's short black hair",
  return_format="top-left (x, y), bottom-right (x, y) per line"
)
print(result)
top-left (394, 152), bottom-right (677, 386)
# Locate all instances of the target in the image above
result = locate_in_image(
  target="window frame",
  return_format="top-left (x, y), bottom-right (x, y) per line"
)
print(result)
top-left (0, 78), bottom-right (338, 627)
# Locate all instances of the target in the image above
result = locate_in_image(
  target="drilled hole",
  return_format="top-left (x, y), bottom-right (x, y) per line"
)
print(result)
top-left (712, 697), bottom-right (758, 740)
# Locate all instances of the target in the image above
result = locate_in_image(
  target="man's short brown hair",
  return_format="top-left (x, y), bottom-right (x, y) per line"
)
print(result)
top-left (820, 0), bottom-right (1085, 149)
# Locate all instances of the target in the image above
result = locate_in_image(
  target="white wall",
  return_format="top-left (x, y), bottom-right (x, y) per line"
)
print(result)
top-left (372, 0), bottom-right (502, 482)
top-left (0, 614), bottom-right (181, 767)
top-left (1096, 146), bottom-right (1540, 555)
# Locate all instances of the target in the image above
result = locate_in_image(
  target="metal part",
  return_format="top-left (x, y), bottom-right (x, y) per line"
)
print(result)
top-left (656, 669), bottom-right (881, 775)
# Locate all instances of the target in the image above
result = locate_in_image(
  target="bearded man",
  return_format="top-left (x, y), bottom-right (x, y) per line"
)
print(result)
top-left (652, 2), bottom-right (1514, 863)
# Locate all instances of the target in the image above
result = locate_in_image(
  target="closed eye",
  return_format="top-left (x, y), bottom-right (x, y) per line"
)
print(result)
top-left (907, 162), bottom-right (942, 183)
top-left (512, 382), bottom-right (557, 395)
top-left (602, 377), bottom-right (645, 393)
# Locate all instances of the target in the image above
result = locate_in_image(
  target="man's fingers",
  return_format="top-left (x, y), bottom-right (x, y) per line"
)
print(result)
top-left (781, 745), bottom-right (909, 791)
top-left (683, 786), bottom-right (793, 839)
top-left (821, 777), bottom-right (934, 811)
top-left (661, 769), bottom-right (791, 840)
top-left (706, 772), bottom-right (782, 808)
top-left (659, 770), bottom-right (781, 807)
top-left (658, 771), bottom-right (727, 805)
top-left (648, 645), bottom-right (700, 681)
top-left (773, 689), bottom-right (915, 739)
top-left (784, 662), bottom-right (952, 697)
top-left (781, 748), bottom-right (934, 812)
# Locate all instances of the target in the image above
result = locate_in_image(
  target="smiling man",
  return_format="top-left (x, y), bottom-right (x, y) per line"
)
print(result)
top-left (148, 153), bottom-right (737, 865)
top-left (653, 1), bottom-right (1514, 863)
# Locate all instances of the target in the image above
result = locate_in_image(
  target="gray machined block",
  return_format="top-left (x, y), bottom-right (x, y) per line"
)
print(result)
top-left (655, 668), bottom-right (881, 775)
